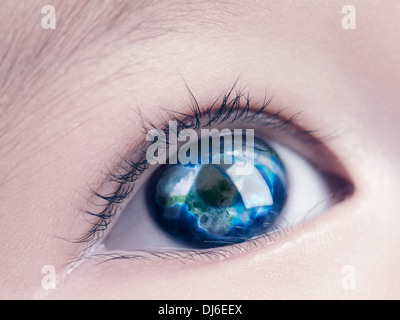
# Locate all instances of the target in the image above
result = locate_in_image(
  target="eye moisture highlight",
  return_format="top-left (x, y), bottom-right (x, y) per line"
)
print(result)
top-left (79, 87), bottom-right (353, 262)
top-left (146, 120), bottom-right (256, 169)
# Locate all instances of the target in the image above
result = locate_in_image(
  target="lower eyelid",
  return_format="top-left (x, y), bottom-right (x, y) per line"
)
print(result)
top-left (80, 181), bottom-right (354, 266)
top-left (86, 230), bottom-right (286, 264)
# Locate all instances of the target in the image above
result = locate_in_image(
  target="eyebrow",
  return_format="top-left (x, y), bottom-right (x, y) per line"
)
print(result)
top-left (0, 0), bottom-right (191, 161)
top-left (0, 0), bottom-right (179, 181)
top-left (0, 1), bottom-right (166, 89)
top-left (0, 0), bottom-right (244, 122)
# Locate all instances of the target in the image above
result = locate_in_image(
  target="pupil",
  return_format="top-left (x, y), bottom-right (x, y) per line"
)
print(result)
top-left (195, 165), bottom-right (237, 207)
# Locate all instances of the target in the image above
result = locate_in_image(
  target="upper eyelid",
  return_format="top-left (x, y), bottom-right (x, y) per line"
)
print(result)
top-left (72, 90), bottom-right (320, 262)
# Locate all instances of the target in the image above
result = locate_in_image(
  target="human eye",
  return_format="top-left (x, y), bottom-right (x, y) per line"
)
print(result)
top-left (77, 89), bottom-right (352, 262)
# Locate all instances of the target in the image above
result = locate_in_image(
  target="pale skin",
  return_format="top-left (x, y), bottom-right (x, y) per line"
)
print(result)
top-left (0, 0), bottom-right (399, 299)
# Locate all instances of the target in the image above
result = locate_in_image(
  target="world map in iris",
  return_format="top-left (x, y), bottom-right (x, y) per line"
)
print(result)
top-left (156, 164), bottom-right (251, 236)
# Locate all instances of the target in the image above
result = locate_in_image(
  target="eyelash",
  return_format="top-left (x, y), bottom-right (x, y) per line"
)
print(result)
top-left (82, 227), bottom-right (287, 264)
top-left (73, 86), bottom-right (317, 263)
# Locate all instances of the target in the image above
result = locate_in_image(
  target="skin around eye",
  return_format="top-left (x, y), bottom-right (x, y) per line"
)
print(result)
top-left (1, 0), bottom-right (400, 300)
top-left (99, 119), bottom-right (351, 255)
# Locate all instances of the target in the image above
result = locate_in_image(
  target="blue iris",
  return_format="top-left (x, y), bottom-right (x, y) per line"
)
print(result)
top-left (147, 135), bottom-right (287, 248)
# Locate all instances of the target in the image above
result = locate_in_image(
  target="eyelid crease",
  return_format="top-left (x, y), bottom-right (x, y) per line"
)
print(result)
top-left (70, 87), bottom-right (325, 264)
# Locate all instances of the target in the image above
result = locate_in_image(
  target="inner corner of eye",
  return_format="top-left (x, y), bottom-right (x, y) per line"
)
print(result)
top-left (100, 128), bottom-right (352, 253)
